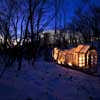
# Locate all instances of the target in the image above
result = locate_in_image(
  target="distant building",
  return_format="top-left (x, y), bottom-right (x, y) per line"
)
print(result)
top-left (39, 30), bottom-right (84, 46)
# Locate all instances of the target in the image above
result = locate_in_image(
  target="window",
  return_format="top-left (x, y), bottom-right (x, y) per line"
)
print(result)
top-left (79, 54), bottom-right (85, 67)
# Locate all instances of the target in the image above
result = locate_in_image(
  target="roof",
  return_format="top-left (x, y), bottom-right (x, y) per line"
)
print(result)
top-left (66, 45), bottom-right (90, 54)
top-left (79, 45), bottom-right (90, 53)
top-left (74, 45), bottom-right (90, 54)
top-left (74, 45), bottom-right (84, 53)
top-left (58, 45), bottom-right (91, 55)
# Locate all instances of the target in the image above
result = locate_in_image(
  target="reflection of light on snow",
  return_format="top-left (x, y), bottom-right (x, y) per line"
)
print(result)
top-left (68, 62), bottom-right (72, 66)
top-left (58, 60), bottom-right (61, 64)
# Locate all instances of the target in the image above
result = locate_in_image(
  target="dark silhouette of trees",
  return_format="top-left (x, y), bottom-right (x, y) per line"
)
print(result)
top-left (68, 0), bottom-right (98, 42)
top-left (0, 0), bottom-right (56, 78)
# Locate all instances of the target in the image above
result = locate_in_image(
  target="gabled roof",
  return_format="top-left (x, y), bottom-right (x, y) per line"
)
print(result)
top-left (74, 45), bottom-right (90, 54)
top-left (67, 45), bottom-right (90, 54)
top-left (80, 45), bottom-right (90, 53)
top-left (74, 45), bottom-right (84, 53)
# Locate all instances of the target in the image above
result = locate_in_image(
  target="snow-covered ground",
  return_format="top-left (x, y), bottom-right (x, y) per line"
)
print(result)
top-left (0, 57), bottom-right (100, 100)
top-left (0, 41), bottom-right (100, 100)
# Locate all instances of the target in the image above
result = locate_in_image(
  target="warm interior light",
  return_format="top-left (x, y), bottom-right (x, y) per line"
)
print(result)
top-left (79, 54), bottom-right (85, 68)
top-left (68, 62), bottom-right (72, 66)
top-left (53, 48), bottom-right (59, 60)
top-left (52, 45), bottom-right (97, 69)
top-left (58, 60), bottom-right (61, 64)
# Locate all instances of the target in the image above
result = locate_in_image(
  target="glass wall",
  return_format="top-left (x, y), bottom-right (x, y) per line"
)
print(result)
top-left (79, 54), bottom-right (85, 68)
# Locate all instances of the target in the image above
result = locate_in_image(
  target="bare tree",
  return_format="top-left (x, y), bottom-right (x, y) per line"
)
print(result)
top-left (69, 0), bottom-right (96, 42)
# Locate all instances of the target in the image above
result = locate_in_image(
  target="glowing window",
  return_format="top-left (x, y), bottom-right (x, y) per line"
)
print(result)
top-left (79, 54), bottom-right (85, 67)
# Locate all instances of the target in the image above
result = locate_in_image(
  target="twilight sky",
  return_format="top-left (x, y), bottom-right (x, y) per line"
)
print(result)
top-left (46, 0), bottom-right (100, 30)
top-left (0, 0), bottom-right (100, 32)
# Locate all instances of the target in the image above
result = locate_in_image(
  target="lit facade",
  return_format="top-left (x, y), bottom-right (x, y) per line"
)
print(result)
top-left (52, 45), bottom-right (97, 69)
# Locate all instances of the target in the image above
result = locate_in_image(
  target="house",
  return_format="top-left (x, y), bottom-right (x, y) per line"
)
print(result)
top-left (52, 45), bottom-right (97, 70)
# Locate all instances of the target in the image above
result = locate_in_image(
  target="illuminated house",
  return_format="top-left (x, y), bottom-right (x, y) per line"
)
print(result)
top-left (52, 45), bottom-right (97, 69)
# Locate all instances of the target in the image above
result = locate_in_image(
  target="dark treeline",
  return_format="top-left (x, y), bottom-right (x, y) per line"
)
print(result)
top-left (0, 0), bottom-right (62, 77)
top-left (68, 0), bottom-right (100, 42)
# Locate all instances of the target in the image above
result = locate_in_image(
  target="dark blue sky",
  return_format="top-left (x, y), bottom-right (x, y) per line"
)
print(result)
top-left (46, 0), bottom-right (100, 30)
top-left (0, 0), bottom-right (100, 31)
